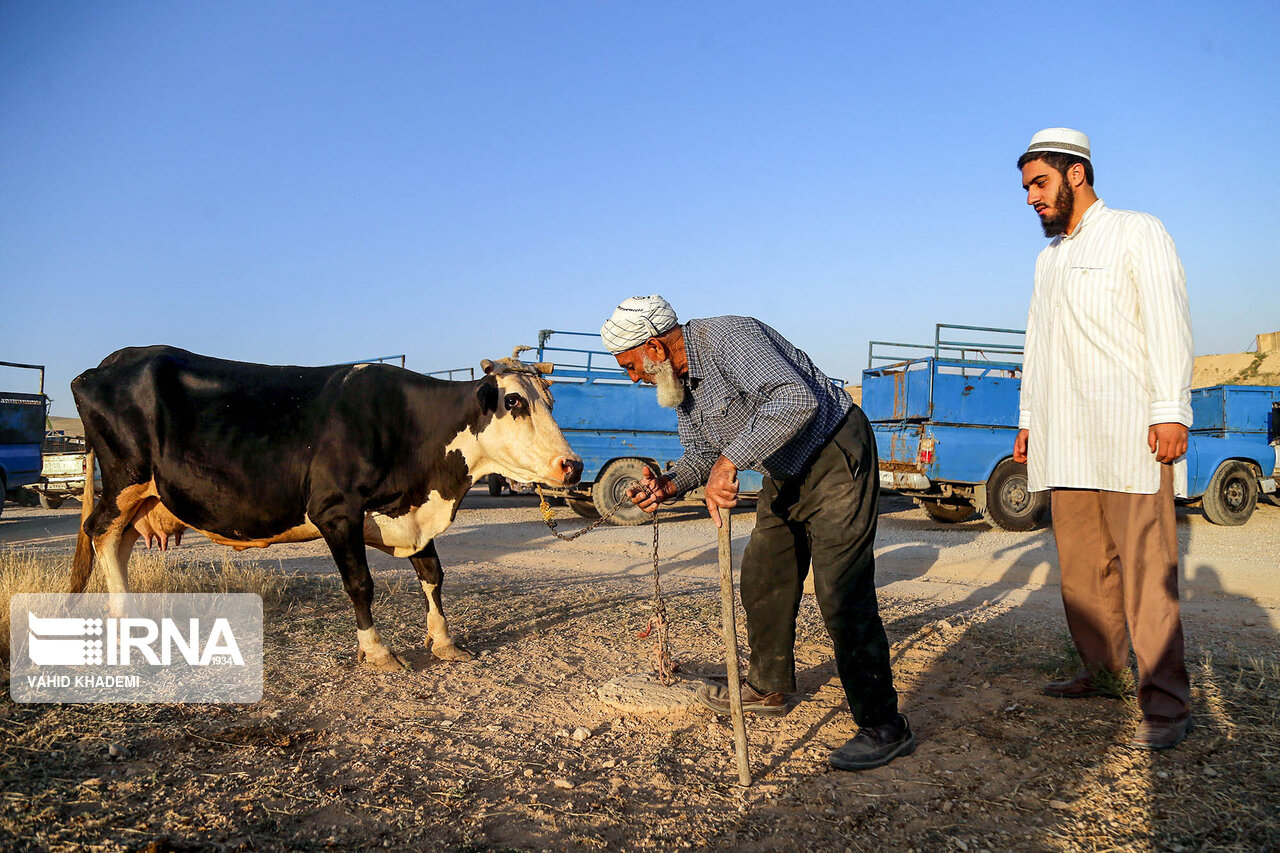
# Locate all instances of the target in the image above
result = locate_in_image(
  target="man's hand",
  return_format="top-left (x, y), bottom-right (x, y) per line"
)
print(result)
top-left (1013, 429), bottom-right (1029, 464)
top-left (705, 455), bottom-right (740, 529)
top-left (1148, 422), bottom-right (1189, 463)
top-left (626, 466), bottom-right (677, 513)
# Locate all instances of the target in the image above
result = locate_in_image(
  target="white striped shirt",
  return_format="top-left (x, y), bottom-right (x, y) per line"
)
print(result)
top-left (1018, 200), bottom-right (1194, 495)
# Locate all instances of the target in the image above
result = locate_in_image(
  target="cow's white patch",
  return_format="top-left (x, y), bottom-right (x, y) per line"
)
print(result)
top-left (364, 492), bottom-right (458, 558)
top-left (356, 626), bottom-right (398, 668)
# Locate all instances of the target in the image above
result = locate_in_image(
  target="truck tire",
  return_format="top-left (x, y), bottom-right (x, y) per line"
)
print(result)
top-left (592, 458), bottom-right (654, 526)
top-left (984, 459), bottom-right (1049, 531)
top-left (567, 498), bottom-right (600, 519)
top-left (1202, 460), bottom-right (1258, 526)
top-left (38, 492), bottom-right (64, 510)
top-left (921, 500), bottom-right (976, 524)
top-left (488, 474), bottom-right (506, 496)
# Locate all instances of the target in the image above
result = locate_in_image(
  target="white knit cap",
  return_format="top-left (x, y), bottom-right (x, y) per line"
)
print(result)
top-left (1024, 127), bottom-right (1091, 161)
top-left (600, 295), bottom-right (679, 354)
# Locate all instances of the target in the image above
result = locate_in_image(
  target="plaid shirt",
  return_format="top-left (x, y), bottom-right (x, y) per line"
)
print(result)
top-left (668, 316), bottom-right (852, 495)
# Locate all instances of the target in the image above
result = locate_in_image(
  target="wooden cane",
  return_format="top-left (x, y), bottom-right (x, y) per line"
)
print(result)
top-left (717, 510), bottom-right (751, 786)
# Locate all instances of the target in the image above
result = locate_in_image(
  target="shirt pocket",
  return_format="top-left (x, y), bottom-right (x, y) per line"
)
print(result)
top-left (1060, 264), bottom-right (1131, 323)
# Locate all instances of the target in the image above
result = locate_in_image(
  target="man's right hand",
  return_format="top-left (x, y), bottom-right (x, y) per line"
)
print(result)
top-left (1013, 429), bottom-right (1029, 464)
top-left (627, 466), bottom-right (677, 513)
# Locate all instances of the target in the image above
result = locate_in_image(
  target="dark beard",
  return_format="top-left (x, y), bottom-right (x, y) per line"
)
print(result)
top-left (1040, 181), bottom-right (1075, 237)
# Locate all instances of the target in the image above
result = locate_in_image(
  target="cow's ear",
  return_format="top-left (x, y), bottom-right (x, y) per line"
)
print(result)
top-left (477, 376), bottom-right (499, 414)
top-left (480, 359), bottom-right (495, 375)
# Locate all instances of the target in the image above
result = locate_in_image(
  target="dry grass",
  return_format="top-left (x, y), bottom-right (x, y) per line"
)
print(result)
top-left (0, 546), bottom-right (290, 663)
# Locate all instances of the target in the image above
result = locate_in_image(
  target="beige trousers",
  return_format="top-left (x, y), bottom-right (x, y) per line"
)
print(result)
top-left (1050, 464), bottom-right (1191, 720)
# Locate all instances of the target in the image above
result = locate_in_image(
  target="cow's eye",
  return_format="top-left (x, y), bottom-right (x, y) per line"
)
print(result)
top-left (504, 393), bottom-right (525, 411)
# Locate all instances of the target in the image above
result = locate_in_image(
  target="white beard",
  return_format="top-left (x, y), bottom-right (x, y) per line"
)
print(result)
top-left (644, 356), bottom-right (687, 409)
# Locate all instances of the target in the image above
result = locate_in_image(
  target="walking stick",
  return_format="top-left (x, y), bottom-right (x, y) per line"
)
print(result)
top-left (717, 510), bottom-right (751, 786)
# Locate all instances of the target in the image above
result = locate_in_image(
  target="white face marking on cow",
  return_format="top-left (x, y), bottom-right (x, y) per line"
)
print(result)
top-left (363, 492), bottom-right (458, 558)
top-left (464, 368), bottom-right (581, 486)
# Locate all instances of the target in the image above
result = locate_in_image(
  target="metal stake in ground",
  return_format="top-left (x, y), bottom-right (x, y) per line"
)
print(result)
top-left (717, 510), bottom-right (751, 787)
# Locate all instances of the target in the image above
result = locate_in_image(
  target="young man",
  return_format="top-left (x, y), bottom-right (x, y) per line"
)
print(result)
top-left (600, 295), bottom-right (913, 771)
top-left (1015, 128), bottom-right (1194, 749)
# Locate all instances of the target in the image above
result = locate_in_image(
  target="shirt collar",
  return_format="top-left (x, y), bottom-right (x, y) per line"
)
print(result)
top-left (681, 319), bottom-right (705, 390)
top-left (1062, 198), bottom-right (1106, 240)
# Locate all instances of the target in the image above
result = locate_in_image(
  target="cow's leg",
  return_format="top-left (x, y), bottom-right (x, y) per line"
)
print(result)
top-left (93, 485), bottom-right (151, 616)
top-left (409, 541), bottom-right (471, 662)
top-left (316, 510), bottom-right (404, 672)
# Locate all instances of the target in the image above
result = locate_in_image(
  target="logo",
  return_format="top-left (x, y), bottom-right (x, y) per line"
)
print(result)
top-left (10, 593), bottom-right (263, 704)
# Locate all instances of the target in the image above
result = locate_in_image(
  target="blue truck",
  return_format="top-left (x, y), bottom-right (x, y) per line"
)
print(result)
top-left (863, 325), bottom-right (1046, 530)
top-left (530, 331), bottom-right (765, 525)
top-left (1185, 384), bottom-right (1280, 525)
top-left (863, 324), bottom-right (1280, 529)
top-left (0, 361), bottom-right (50, 517)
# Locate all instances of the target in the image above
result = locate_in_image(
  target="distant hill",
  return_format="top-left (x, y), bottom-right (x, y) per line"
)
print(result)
top-left (1193, 351), bottom-right (1280, 388)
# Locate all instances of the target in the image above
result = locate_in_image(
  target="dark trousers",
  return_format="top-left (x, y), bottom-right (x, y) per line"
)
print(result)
top-left (740, 407), bottom-right (900, 728)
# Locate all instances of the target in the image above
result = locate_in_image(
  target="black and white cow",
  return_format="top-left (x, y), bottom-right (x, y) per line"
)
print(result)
top-left (69, 345), bottom-right (582, 669)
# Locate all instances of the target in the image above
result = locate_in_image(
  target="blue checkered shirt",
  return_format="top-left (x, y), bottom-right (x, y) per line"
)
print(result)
top-left (667, 316), bottom-right (852, 495)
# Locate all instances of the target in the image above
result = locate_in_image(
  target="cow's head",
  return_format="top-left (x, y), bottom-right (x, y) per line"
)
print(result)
top-left (471, 354), bottom-right (582, 487)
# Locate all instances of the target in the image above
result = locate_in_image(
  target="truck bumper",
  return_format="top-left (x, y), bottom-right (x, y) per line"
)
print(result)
top-left (880, 470), bottom-right (932, 491)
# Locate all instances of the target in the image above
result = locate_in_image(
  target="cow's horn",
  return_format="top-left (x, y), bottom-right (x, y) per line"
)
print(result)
top-left (512, 345), bottom-right (533, 359)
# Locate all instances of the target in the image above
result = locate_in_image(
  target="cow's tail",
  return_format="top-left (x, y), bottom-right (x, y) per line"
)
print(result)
top-left (69, 449), bottom-right (95, 593)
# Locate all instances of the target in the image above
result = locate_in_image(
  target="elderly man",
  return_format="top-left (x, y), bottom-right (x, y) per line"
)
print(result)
top-left (1016, 128), bottom-right (1194, 750)
top-left (600, 296), bottom-right (913, 771)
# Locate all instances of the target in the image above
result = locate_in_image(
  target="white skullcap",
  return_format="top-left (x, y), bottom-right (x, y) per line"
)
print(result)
top-left (1024, 127), bottom-right (1091, 161)
top-left (600, 295), bottom-right (679, 354)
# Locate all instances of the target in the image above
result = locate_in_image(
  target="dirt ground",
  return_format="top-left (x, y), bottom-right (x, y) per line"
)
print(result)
top-left (2, 491), bottom-right (1279, 852)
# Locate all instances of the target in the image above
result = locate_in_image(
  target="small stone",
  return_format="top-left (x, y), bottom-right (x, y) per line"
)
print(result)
top-left (107, 743), bottom-right (130, 760)
top-left (981, 600), bottom-right (990, 607)
top-left (552, 778), bottom-right (574, 789)
top-left (942, 800), bottom-right (954, 813)
top-left (523, 769), bottom-right (534, 777)
top-left (955, 839), bottom-right (969, 851)
top-left (937, 620), bottom-right (953, 632)
top-left (486, 725), bottom-right (502, 732)
top-left (1243, 619), bottom-right (1257, 627)
top-left (439, 719), bottom-right (454, 728)
top-left (602, 759), bottom-right (616, 768)
top-left (358, 736), bottom-right (375, 746)
top-left (572, 727), bottom-right (591, 742)
top-left (982, 681), bottom-right (991, 689)
top-left (81, 776), bottom-right (104, 787)
top-left (556, 728), bottom-right (571, 738)
top-left (1204, 767), bottom-right (1218, 777)
top-left (1049, 799), bottom-right (1071, 810)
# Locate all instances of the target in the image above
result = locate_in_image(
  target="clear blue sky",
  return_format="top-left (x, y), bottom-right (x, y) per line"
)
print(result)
top-left (3, 1), bottom-right (1277, 416)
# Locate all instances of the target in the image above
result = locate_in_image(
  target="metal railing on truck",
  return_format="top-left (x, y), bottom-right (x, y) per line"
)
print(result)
top-left (867, 324), bottom-right (1025, 374)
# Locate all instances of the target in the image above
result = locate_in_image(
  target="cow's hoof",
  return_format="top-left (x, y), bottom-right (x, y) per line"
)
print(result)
top-left (357, 648), bottom-right (408, 672)
top-left (431, 642), bottom-right (473, 662)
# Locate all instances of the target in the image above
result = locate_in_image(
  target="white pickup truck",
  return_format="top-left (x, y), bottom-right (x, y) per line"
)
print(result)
top-left (19, 432), bottom-right (98, 509)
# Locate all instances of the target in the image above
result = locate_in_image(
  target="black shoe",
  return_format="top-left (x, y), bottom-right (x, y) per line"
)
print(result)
top-left (829, 714), bottom-right (916, 771)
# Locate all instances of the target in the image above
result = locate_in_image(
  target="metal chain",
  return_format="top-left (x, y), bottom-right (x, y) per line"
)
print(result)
top-left (534, 484), bottom-right (677, 685)
top-left (534, 484), bottom-right (629, 541)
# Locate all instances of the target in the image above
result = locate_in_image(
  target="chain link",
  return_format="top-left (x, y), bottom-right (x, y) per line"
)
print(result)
top-left (535, 484), bottom-right (677, 685)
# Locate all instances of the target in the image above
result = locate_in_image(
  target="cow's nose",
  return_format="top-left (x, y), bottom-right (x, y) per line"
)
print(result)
top-left (557, 455), bottom-right (583, 485)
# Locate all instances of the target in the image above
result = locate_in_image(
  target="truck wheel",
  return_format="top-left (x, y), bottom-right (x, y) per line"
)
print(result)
top-left (921, 500), bottom-right (975, 523)
top-left (38, 492), bottom-right (64, 510)
top-left (1202, 460), bottom-right (1258, 526)
top-left (567, 498), bottom-right (601, 519)
top-left (593, 458), bottom-right (653, 526)
top-left (488, 474), bottom-right (506, 496)
top-left (985, 459), bottom-right (1049, 531)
